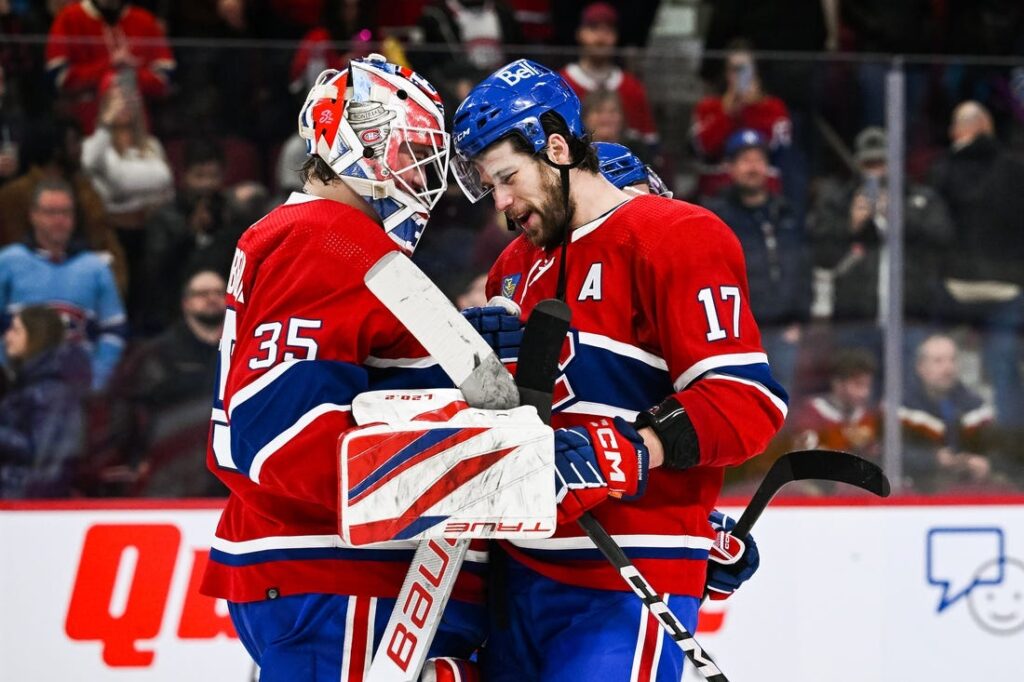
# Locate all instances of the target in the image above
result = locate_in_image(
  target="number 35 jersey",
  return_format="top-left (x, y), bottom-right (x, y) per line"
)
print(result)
top-left (487, 194), bottom-right (788, 598)
top-left (201, 192), bottom-right (483, 604)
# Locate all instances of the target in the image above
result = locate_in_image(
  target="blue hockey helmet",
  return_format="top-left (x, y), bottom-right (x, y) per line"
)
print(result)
top-left (450, 59), bottom-right (584, 202)
top-left (595, 141), bottom-right (673, 198)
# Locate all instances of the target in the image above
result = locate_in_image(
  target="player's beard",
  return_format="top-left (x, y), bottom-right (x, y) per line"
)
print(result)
top-left (511, 166), bottom-right (574, 250)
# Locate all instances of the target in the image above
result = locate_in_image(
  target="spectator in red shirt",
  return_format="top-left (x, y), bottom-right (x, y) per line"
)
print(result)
top-left (559, 2), bottom-right (658, 150)
top-left (789, 347), bottom-right (881, 459)
top-left (45, 0), bottom-right (175, 134)
top-left (692, 43), bottom-right (791, 162)
top-left (691, 42), bottom-right (794, 204)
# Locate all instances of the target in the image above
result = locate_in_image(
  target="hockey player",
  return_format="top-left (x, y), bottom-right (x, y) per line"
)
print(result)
top-left (200, 56), bottom-right (484, 681)
top-left (451, 60), bottom-right (787, 679)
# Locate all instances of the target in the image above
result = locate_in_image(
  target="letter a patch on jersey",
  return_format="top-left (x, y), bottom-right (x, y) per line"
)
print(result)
top-left (578, 262), bottom-right (603, 301)
top-left (501, 273), bottom-right (522, 299)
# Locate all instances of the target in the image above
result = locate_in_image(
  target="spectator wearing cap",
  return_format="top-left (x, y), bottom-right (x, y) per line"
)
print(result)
top-left (691, 42), bottom-right (791, 174)
top-left (559, 2), bottom-right (659, 155)
top-left (810, 126), bottom-right (954, 377)
top-left (45, 0), bottom-right (175, 134)
top-left (703, 128), bottom-right (810, 396)
top-left (927, 101), bottom-right (1024, 431)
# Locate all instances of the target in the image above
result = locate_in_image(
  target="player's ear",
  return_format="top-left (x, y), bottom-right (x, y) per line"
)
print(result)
top-left (544, 134), bottom-right (572, 166)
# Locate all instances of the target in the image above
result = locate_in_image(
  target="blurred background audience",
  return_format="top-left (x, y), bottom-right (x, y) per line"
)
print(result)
top-left (0, 0), bottom-right (1021, 497)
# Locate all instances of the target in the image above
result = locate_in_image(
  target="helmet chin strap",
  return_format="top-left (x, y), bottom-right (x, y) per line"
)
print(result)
top-left (539, 154), bottom-right (583, 302)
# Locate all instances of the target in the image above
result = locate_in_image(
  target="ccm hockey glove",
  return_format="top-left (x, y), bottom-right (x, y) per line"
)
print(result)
top-left (705, 510), bottom-right (760, 600)
top-left (553, 417), bottom-right (649, 525)
top-left (460, 296), bottom-right (523, 363)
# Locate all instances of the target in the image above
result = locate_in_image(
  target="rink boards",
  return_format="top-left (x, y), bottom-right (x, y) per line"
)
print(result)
top-left (1, 497), bottom-right (1021, 681)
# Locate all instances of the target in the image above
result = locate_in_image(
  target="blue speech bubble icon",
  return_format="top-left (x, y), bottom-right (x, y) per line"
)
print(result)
top-left (927, 527), bottom-right (1005, 613)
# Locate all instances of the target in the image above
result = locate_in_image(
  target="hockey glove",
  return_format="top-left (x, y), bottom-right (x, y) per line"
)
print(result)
top-left (553, 417), bottom-right (649, 525)
top-left (460, 296), bottom-right (523, 363)
top-left (705, 510), bottom-right (760, 600)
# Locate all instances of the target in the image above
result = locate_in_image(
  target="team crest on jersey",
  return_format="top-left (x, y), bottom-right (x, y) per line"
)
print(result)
top-left (501, 274), bottom-right (521, 299)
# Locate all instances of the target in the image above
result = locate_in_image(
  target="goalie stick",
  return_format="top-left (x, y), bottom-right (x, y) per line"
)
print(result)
top-left (363, 252), bottom-right (521, 682)
top-left (515, 298), bottom-right (729, 682)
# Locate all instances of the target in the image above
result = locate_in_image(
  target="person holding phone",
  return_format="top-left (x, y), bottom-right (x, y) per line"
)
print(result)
top-left (691, 42), bottom-right (793, 200)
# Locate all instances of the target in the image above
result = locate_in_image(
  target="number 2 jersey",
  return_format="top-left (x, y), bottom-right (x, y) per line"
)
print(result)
top-left (200, 192), bottom-right (485, 604)
top-left (486, 194), bottom-right (788, 598)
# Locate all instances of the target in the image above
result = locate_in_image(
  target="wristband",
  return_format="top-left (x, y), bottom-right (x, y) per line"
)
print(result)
top-left (634, 396), bottom-right (700, 470)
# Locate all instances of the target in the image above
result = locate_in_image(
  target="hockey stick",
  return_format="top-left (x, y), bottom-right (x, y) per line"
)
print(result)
top-left (701, 450), bottom-right (890, 604)
top-left (731, 449), bottom-right (891, 539)
top-left (364, 252), bottom-right (521, 682)
top-left (515, 298), bottom-right (729, 682)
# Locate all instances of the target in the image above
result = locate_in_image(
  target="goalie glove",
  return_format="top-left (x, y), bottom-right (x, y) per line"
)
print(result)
top-left (705, 510), bottom-right (760, 600)
top-left (553, 417), bottom-right (649, 525)
top-left (460, 296), bottom-right (523, 363)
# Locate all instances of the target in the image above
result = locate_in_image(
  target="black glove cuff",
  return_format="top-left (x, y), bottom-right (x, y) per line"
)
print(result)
top-left (634, 396), bottom-right (700, 470)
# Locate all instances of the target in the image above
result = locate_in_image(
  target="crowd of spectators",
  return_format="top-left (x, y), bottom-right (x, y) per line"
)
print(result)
top-left (0, 0), bottom-right (1023, 499)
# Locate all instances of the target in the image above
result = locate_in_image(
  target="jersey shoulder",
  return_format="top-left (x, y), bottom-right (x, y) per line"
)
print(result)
top-left (617, 195), bottom-right (743, 264)
top-left (238, 196), bottom-right (397, 271)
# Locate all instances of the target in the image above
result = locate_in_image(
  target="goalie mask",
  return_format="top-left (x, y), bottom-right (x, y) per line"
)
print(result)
top-left (298, 55), bottom-right (449, 254)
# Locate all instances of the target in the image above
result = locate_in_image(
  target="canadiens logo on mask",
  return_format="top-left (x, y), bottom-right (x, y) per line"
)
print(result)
top-left (348, 101), bottom-right (396, 158)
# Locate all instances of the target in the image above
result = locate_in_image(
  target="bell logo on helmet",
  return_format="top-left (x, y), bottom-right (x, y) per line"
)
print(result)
top-left (495, 60), bottom-right (542, 87)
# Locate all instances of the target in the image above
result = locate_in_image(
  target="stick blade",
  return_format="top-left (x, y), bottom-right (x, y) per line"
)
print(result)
top-left (733, 449), bottom-right (890, 538)
top-left (783, 450), bottom-right (891, 498)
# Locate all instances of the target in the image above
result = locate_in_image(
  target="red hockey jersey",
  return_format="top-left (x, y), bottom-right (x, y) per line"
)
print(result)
top-left (200, 193), bottom-right (485, 604)
top-left (486, 194), bottom-right (787, 598)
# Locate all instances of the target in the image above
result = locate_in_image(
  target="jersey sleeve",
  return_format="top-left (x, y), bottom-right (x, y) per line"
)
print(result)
top-left (636, 206), bottom-right (788, 468)
top-left (219, 213), bottom-right (419, 508)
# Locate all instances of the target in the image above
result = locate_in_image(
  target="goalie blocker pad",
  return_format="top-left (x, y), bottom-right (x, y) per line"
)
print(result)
top-left (339, 390), bottom-right (555, 546)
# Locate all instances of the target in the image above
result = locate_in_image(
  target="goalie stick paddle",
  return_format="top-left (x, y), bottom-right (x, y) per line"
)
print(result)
top-left (515, 298), bottom-right (729, 682)
top-left (731, 449), bottom-right (891, 539)
top-left (364, 252), bottom-right (521, 682)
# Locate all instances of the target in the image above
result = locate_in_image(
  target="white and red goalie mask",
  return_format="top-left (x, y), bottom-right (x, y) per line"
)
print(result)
top-left (298, 55), bottom-right (449, 255)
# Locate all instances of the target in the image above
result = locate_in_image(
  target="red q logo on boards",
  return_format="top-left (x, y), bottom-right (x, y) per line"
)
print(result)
top-left (64, 524), bottom-right (236, 667)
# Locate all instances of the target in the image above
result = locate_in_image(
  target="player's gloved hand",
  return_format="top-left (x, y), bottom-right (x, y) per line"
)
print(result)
top-left (705, 510), bottom-right (760, 600)
top-left (420, 657), bottom-right (479, 682)
top-left (553, 417), bottom-right (649, 525)
top-left (460, 296), bottom-right (523, 363)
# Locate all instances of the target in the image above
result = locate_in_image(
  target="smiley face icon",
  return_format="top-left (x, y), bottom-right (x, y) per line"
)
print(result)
top-left (967, 557), bottom-right (1024, 635)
